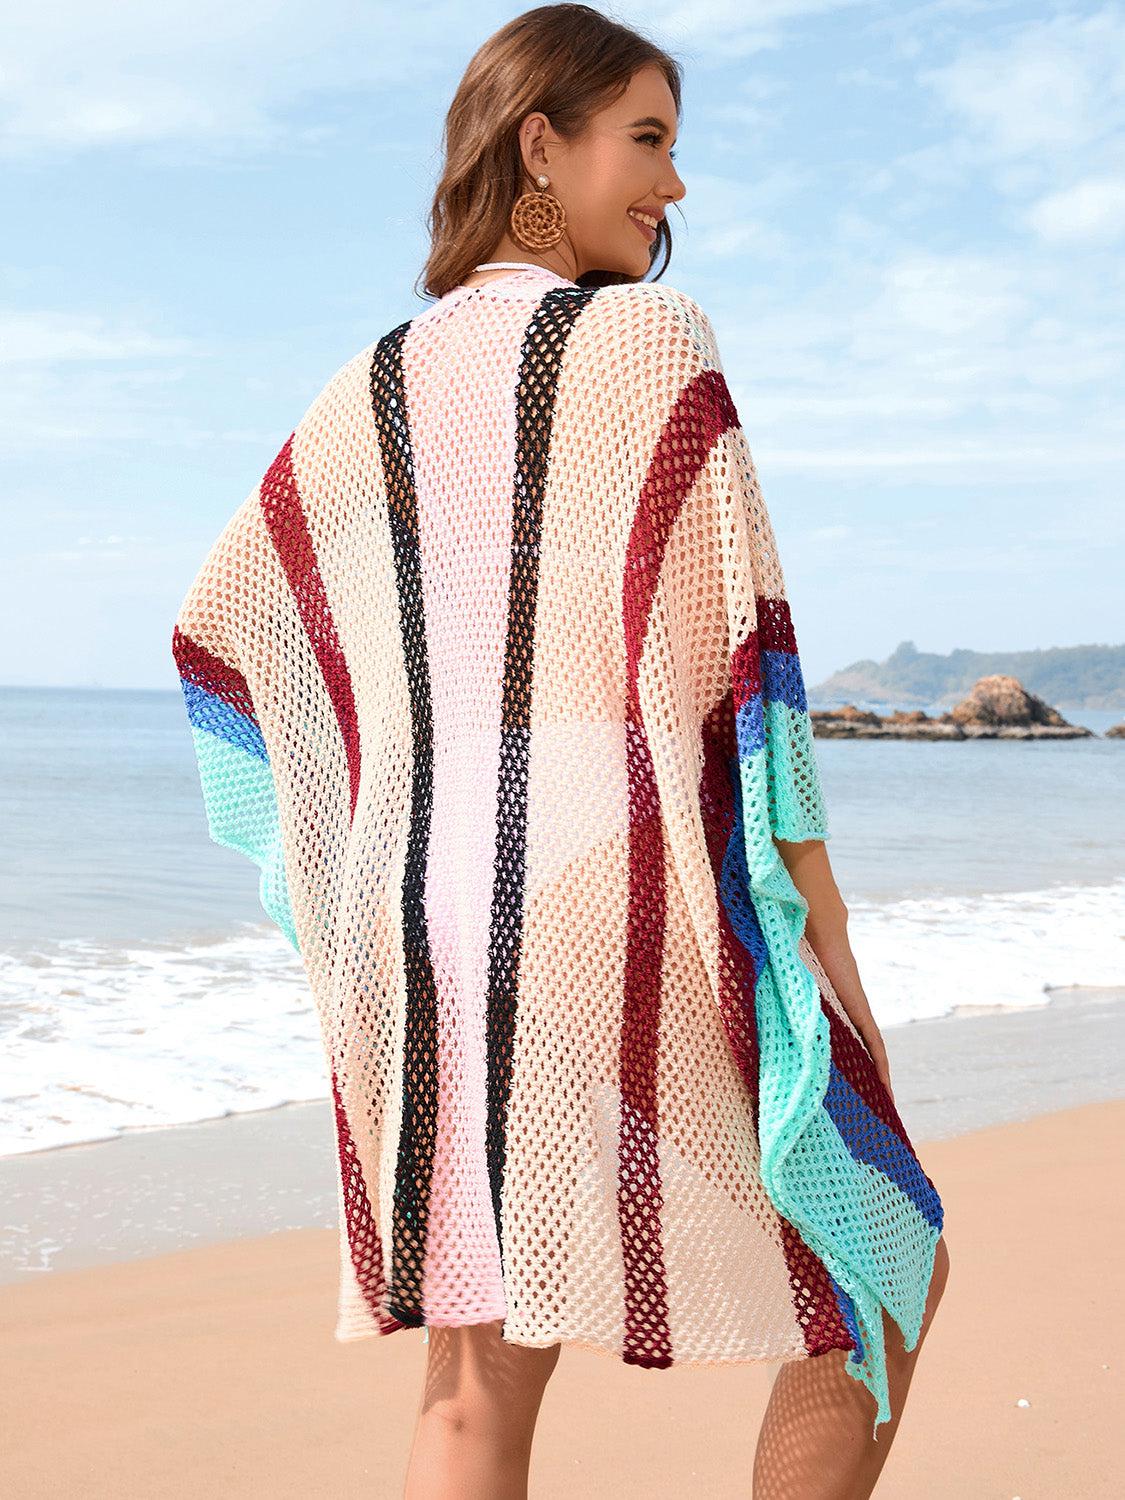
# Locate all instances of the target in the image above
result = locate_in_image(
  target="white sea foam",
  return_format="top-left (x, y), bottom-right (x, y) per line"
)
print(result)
top-left (0, 926), bottom-right (316, 1158)
top-left (846, 877), bottom-right (1125, 1026)
top-left (2, 877), bottom-right (1122, 1157)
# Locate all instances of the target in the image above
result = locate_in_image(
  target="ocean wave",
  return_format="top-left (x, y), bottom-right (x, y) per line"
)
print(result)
top-left (2, 877), bottom-right (1123, 1156)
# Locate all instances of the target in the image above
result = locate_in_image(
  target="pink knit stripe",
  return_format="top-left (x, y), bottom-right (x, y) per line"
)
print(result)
top-left (402, 312), bottom-right (523, 1322)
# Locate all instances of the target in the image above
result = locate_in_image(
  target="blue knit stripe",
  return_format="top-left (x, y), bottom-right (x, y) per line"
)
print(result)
top-left (718, 756), bottom-right (769, 973)
top-left (823, 1065), bottom-right (944, 1229)
top-left (759, 648), bottom-right (809, 713)
top-left (181, 690), bottom-right (298, 954)
top-left (181, 677), bottom-right (267, 762)
top-left (734, 691), bottom-right (766, 758)
top-left (826, 1271), bottom-right (866, 1363)
top-left (734, 654), bottom-right (813, 761)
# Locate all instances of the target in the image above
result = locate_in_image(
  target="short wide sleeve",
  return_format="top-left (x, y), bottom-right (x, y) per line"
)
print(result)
top-left (616, 287), bottom-right (935, 1433)
top-left (171, 499), bottom-right (299, 953)
top-left (625, 284), bottom-right (830, 848)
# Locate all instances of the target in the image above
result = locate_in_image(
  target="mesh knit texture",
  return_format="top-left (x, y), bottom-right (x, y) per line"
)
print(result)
top-left (172, 266), bottom-right (943, 1430)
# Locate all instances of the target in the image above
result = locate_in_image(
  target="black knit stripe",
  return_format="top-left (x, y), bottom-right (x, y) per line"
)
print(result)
top-left (484, 287), bottom-right (601, 1269)
top-left (370, 319), bottom-right (439, 1327)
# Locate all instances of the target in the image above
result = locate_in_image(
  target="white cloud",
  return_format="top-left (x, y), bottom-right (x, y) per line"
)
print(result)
top-left (0, 310), bottom-right (199, 363)
top-left (874, 4), bottom-right (1125, 250)
top-left (919, 6), bottom-right (1125, 159)
top-left (655, 0), bottom-right (870, 57)
top-left (0, 0), bottom-right (871, 155)
top-left (0, 1), bottom-right (463, 154)
top-left (0, 359), bottom-right (237, 453)
top-left (1025, 175), bottom-right (1125, 245)
top-left (696, 226), bottom-right (1125, 487)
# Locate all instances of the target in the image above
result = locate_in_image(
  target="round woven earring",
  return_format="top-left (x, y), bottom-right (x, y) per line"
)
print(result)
top-left (509, 174), bottom-right (567, 250)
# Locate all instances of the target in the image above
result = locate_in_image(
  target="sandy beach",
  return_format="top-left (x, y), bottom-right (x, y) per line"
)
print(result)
top-left (3, 990), bottom-right (1123, 1498)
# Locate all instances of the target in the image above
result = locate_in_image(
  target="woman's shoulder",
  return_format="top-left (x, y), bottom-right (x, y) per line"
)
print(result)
top-left (575, 280), bottom-right (723, 393)
top-left (594, 277), bottom-right (712, 323)
top-left (588, 279), bottom-right (720, 358)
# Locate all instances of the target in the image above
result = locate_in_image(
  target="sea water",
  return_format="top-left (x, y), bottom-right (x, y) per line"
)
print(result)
top-left (2, 685), bottom-right (1122, 1156)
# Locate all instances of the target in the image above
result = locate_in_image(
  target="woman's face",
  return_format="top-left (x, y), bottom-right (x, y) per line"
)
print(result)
top-left (519, 64), bottom-right (686, 280)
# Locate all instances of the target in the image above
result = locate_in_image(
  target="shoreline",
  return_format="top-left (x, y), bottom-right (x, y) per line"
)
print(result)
top-left (9, 978), bottom-right (1121, 1163)
top-left (2, 983), bottom-right (1121, 1287)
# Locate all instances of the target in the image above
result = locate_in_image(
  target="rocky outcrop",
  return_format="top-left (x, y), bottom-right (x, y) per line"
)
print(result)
top-left (810, 707), bottom-right (962, 740)
top-left (1107, 722), bottom-right (1125, 739)
top-left (945, 674), bottom-right (1073, 729)
top-left (810, 674), bottom-right (1095, 739)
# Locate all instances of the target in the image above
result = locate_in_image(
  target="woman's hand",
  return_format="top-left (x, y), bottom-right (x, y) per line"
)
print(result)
top-left (835, 989), bottom-right (895, 1107)
top-left (802, 914), bottom-right (896, 1106)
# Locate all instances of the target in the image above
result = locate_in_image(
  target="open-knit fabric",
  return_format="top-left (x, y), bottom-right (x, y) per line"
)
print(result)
top-left (171, 265), bottom-right (943, 1429)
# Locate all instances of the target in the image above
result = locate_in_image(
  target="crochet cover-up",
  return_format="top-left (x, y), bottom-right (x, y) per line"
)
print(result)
top-left (171, 264), bottom-right (942, 1429)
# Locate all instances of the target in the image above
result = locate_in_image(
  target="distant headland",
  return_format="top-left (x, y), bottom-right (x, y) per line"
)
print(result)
top-left (811, 639), bottom-right (1125, 712)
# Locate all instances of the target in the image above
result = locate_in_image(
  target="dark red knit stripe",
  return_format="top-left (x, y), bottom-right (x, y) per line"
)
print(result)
top-left (330, 1069), bottom-right (406, 1334)
top-left (171, 625), bottom-right (257, 724)
top-left (699, 691), bottom-right (854, 1358)
top-left (690, 368), bottom-right (850, 1354)
top-left (730, 629), bottom-right (763, 709)
top-left (255, 433), bottom-right (394, 1325)
top-left (257, 433), bottom-right (362, 821)
top-left (617, 367), bottom-right (737, 1367)
top-left (754, 594), bottom-right (798, 654)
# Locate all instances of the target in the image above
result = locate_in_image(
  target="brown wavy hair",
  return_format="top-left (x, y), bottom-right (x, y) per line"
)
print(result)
top-left (416, 5), bottom-right (683, 302)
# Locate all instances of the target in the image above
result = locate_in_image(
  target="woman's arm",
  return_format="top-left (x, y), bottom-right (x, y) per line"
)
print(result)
top-left (773, 837), bottom-right (895, 1104)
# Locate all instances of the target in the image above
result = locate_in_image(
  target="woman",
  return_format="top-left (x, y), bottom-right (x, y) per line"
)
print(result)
top-left (172, 5), bottom-right (948, 1497)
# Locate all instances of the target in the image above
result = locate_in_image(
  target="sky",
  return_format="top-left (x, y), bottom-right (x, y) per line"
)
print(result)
top-left (1, 0), bottom-right (1122, 690)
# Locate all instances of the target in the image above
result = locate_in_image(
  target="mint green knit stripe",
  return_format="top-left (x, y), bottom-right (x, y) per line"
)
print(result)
top-left (777, 1106), bottom-right (942, 1425)
top-left (738, 732), bottom-right (939, 1430)
top-left (191, 724), bottom-right (298, 952)
top-left (761, 699), bottom-right (830, 842)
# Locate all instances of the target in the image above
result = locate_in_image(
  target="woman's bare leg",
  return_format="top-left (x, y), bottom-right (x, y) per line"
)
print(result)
top-left (402, 1320), bottom-right (560, 1500)
top-left (753, 1236), bottom-right (950, 1500)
